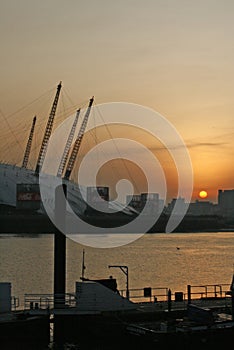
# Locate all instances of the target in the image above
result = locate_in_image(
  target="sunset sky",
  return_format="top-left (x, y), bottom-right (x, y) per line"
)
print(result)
top-left (0, 0), bottom-right (234, 203)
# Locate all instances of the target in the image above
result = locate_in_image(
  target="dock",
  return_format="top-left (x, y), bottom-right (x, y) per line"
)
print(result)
top-left (18, 281), bottom-right (234, 348)
top-left (23, 281), bottom-right (233, 317)
top-left (1, 273), bottom-right (234, 348)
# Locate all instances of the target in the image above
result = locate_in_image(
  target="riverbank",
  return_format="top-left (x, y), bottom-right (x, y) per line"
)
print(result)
top-left (0, 210), bottom-right (232, 234)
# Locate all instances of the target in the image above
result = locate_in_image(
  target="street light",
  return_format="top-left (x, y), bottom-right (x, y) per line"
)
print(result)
top-left (108, 265), bottom-right (129, 299)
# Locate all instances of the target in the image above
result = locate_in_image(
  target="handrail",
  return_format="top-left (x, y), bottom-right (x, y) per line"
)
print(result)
top-left (24, 283), bottom-right (231, 311)
top-left (11, 296), bottom-right (19, 310)
top-left (24, 293), bottom-right (77, 310)
top-left (119, 283), bottom-right (231, 303)
top-left (188, 283), bottom-right (230, 299)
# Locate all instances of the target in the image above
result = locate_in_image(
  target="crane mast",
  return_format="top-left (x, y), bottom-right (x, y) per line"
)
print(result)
top-left (35, 82), bottom-right (62, 175)
top-left (57, 108), bottom-right (80, 178)
top-left (22, 115), bottom-right (37, 169)
top-left (63, 97), bottom-right (94, 181)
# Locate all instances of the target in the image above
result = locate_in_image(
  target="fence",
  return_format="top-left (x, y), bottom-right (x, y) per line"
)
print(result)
top-left (119, 283), bottom-right (232, 304)
top-left (23, 283), bottom-right (232, 313)
top-left (24, 293), bottom-right (77, 311)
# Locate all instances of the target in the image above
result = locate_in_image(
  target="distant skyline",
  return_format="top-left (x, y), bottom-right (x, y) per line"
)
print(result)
top-left (0, 0), bottom-right (234, 203)
top-left (125, 187), bottom-right (232, 205)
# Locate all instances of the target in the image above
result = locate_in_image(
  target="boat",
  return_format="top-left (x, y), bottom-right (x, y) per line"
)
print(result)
top-left (124, 303), bottom-right (234, 348)
top-left (23, 278), bottom-right (234, 349)
top-left (52, 276), bottom-right (234, 348)
top-left (122, 274), bottom-right (234, 348)
top-left (23, 249), bottom-right (234, 348)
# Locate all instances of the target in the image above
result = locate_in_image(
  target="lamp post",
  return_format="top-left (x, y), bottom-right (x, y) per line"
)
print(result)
top-left (108, 265), bottom-right (129, 299)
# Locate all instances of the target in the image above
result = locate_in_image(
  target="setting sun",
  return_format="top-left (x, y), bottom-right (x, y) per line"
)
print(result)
top-left (199, 190), bottom-right (208, 199)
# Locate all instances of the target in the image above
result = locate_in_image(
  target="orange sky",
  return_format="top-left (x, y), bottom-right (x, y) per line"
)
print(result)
top-left (0, 0), bottom-right (234, 204)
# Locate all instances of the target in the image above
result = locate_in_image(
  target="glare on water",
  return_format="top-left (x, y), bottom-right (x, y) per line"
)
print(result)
top-left (0, 232), bottom-right (234, 308)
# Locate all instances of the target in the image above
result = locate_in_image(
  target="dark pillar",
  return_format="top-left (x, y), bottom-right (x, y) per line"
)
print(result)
top-left (187, 284), bottom-right (191, 304)
top-left (167, 289), bottom-right (172, 312)
top-left (230, 275), bottom-right (234, 321)
top-left (53, 184), bottom-right (67, 347)
top-left (54, 184), bottom-right (67, 308)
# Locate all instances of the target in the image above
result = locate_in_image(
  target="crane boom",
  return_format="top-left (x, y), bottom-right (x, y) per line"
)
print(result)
top-left (63, 97), bottom-right (94, 181)
top-left (35, 82), bottom-right (62, 175)
top-left (57, 108), bottom-right (80, 178)
top-left (22, 115), bottom-right (37, 168)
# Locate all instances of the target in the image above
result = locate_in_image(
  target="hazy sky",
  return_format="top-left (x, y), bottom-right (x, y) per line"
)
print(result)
top-left (0, 0), bottom-right (234, 202)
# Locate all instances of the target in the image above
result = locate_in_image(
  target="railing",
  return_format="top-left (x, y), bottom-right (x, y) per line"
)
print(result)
top-left (24, 293), bottom-right (77, 311)
top-left (119, 287), bottom-right (169, 302)
top-left (187, 283), bottom-right (231, 299)
top-left (23, 283), bottom-right (232, 313)
top-left (119, 283), bottom-right (232, 304)
top-left (11, 296), bottom-right (19, 310)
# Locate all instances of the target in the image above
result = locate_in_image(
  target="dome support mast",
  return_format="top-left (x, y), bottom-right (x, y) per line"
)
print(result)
top-left (63, 97), bottom-right (94, 181)
top-left (57, 108), bottom-right (81, 178)
top-left (35, 82), bottom-right (62, 175)
top-left (22, 115), bottom-right (37, 169)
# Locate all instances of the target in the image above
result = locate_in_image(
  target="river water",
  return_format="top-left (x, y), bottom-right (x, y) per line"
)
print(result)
top-left (1, 232), bottom-right (234, 348)
top-left (1, 232), bottom-right (234, 306)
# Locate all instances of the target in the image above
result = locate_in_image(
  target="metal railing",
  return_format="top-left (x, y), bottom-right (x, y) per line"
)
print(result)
top-left (23, 283), bottom-right (232, 313)
top-left (187, 283), bottom-right (231, 299)
top-left (119, 287), bottom-right (169, 303)
top-left (24, 293), bottom-right (77, 311)
top-left (11, 296), bottom-right (19, 310)
top-left (119, 283), bottom-right (232, 304)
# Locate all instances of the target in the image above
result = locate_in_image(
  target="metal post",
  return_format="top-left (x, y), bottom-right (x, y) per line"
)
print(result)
top-left (81, 249), bottom-right (86, 280)
top-left (108, 265), bottom-right (129, 300)
top-left (168, 289), bottom-right (172, 312)
top-left (54, 183), bottom-right (67, 309)
top-left (53, 183), bottom-right (67, 347)
top-left (126, 266), bottom-right (129, 300)
top-left (230, 274), bottom-right (234, 321)
top-left (187, 284), bottom-right (191, 304)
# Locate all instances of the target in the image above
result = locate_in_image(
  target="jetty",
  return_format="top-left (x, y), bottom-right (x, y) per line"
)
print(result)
top-left (1, 277), bottom-right (234, 349)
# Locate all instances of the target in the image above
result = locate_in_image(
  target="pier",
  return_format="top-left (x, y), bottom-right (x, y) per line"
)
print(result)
top-left (12, 280), bottom-right (233, 348)
top-left (1, 262), bottom-right (234, 348)
top-left (23, 282), bottom-right (233, 317)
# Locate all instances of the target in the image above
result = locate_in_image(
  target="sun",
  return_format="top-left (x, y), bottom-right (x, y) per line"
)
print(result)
top-left (199, 190), bottom-right (208, 199)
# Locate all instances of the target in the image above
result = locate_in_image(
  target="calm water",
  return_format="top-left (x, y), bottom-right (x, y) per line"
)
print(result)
top-left (1, 232), bottom-right (234, 307)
